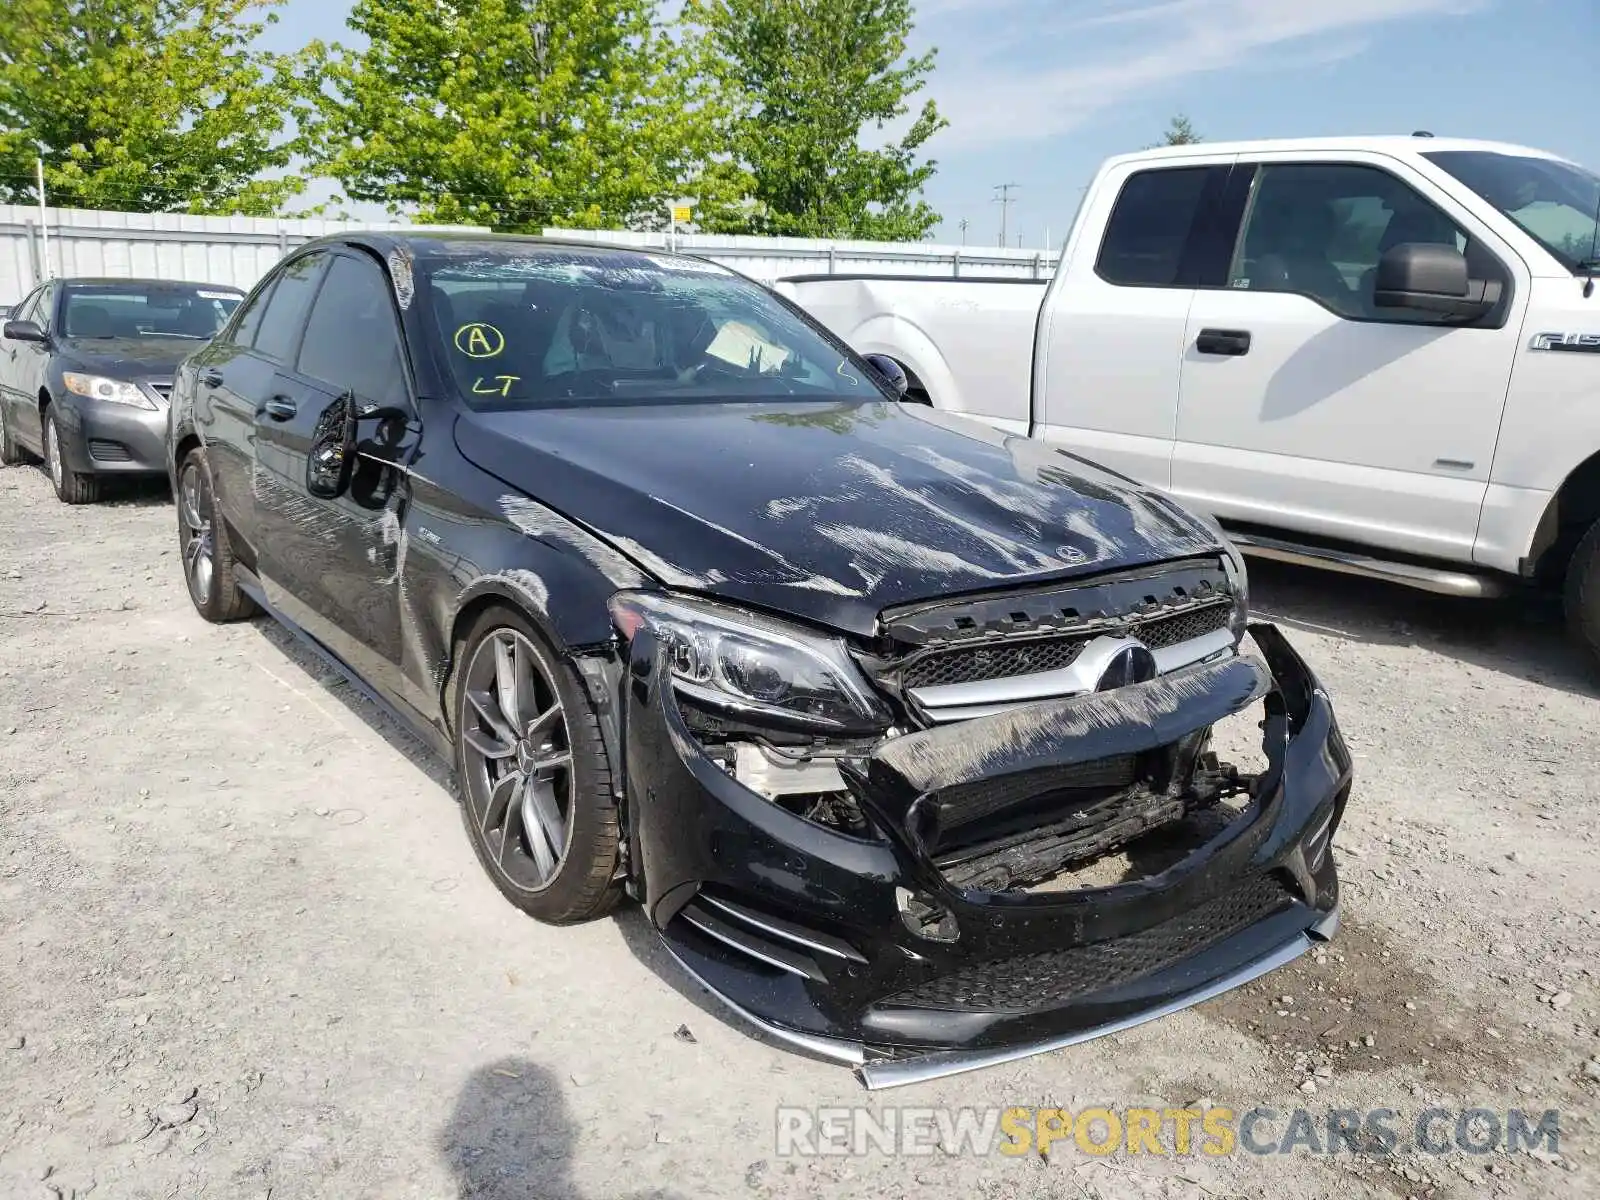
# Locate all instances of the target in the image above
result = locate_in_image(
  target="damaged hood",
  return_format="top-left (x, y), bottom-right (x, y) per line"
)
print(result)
top-left (456, 399), bottom-right (1222, 636)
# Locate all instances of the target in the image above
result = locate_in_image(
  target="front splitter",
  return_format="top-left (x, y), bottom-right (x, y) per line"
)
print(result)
top-left (659, 905), bottom-right (1340, 1090)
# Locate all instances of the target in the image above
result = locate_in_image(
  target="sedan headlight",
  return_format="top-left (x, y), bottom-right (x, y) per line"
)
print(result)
top-left (610, 592), bottom-right (890, 733)
top-left (61, 372), bottom-right (156, 410)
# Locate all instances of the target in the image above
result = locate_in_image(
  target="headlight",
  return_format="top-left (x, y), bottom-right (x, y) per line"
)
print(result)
top-left (61, 373), bottom-right (155, 410)
top-left (609, 592), bottom-right (890, 733)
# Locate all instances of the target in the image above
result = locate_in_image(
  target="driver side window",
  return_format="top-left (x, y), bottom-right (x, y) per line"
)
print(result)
top-left (1228, 163), bottom-right (1490, 324)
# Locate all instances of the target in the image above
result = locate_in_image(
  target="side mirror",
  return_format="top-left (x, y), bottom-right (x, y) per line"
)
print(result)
top-left (861, 353), bottom-right (909, 399)
top-left (306, 395), bottom-right (358, 499)
top-left (1374, 244), bottom-right (1499, 319)
top-left (306, 396), bottom-right (411, 499)
top-left (3, 319), bottom-right (47, 344)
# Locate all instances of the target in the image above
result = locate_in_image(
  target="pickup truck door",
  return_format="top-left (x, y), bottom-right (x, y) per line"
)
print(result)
top-left (1033, 154), bottom-right (1242, 487)
top-left (1170, 152), bottom-right (1529, 562)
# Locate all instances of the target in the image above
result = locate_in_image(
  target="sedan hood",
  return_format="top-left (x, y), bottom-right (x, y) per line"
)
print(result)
top-left (455, 399), bottom-right (1222, 636)
top-left (56, 336), bottom-right (202, 378)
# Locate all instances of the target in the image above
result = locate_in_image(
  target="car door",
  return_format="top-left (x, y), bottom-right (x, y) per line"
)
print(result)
top-left (1034, 155), bottom-right (1242, 486)
top-left (251, 249), bottom-right (421, 700)
top-left (0, 286), bottom-right (44, 446)
top-left (1171, 153), bottom-right (1528, 563)
top-left (196, 252), bottom-right (327, 562)
top-left (7, 285), bottom-right (55, 450)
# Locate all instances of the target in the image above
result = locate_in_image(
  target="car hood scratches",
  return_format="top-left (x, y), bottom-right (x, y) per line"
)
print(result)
top-left (457, 399), bottom-right (1221, 636)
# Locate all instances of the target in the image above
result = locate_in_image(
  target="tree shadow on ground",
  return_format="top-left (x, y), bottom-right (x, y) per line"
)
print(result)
top-left (439, 1056), bottom-right (687, 1200)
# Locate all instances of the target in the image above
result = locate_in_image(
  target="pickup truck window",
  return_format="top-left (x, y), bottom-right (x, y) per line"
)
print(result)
top-left (1425, 150), bottom-right (1599, 274)
top-left (1227, 162), bottom-right (1491, 323)
top-left (423, 247), bottom-right (888, 410)
top-left (1095, 167), bottom-right (1212, 287)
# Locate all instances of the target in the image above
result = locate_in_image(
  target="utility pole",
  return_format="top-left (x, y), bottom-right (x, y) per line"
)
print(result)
top-left (958, 218), bottom-right (968, 246)
top-left (35, 155), bottom-right (50, 281)
top-left (993, 183), bottom-right (1018, 249)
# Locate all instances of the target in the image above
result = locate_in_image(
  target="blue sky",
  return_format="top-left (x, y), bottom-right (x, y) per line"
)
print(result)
top-left (263, 0), bottom-right (1598, 246)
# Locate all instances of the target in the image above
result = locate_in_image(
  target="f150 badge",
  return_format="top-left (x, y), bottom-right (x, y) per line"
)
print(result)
top-left (1531, 332), bottom-right (1600, 353)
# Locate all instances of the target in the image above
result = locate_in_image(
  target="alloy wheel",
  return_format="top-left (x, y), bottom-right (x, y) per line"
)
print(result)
top-left (460, 629), bottom-right (574, 893)
top-left (178, 459), bottom-right (216, 606)
top-left (45, 418), bottom-right (62, 489)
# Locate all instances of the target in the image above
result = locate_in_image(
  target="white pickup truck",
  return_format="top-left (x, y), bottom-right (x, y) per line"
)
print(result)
top-left (779, 136), bottom-right (1600, 661)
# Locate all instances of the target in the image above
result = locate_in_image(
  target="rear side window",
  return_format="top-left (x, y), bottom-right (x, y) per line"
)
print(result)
top-left (228, 280), bottom-right (276, 348)
top-left (1096, 168), bottom-right (1212, 286)
top-left (253, 252), bottom-right (327, 363)
top-left (297, 254), bottom-right (407, 405)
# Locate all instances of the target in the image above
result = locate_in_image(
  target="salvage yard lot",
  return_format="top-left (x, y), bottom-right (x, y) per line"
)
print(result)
top-left (1, 462), bottom-right (1596, 1200)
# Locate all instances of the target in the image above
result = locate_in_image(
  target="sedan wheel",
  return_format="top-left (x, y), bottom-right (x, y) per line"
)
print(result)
top-left (42, 409), bottom-right (100, 504)
top-left (452, 607), bottom-right (621, 923)
top-left (179, 458), bottom-right (216, 606)
top-left (174, 446), bottom-right (256, 623)
top-left (460, 628), bottom-right (575, 893)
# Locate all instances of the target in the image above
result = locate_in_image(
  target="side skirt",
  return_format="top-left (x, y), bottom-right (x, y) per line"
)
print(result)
top-left (235, 568), bottom-right (454, 765)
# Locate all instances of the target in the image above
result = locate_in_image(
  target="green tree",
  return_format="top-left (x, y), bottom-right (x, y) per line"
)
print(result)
top-left (309, 0), bottom-right (747, 232)
top-left (685, 0), bottom-right (947, 241)
top-left (0, 0), bottom-right (320, 214)
top-left (1154, 113), bottom-right (1203, 147)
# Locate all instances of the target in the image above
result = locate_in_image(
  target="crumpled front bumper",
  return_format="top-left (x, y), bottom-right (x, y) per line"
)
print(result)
top-left (623, 623), bottom-right (1351, 1088)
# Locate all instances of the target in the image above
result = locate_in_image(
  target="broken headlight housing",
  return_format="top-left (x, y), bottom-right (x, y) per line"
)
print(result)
top-left (610, 592), bottom-right (891, 734)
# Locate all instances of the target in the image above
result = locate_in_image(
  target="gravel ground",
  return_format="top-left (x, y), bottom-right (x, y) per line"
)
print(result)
top-left (1, 459), bottom-right (1596, 1200)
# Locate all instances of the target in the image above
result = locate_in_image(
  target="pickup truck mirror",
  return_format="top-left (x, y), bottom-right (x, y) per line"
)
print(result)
top-left (1374, 244), bottom-right (1499, 320)
top-left (2, 319), bottom-right (47, 345)
top-left (861, 353), bottom-right (909, 400)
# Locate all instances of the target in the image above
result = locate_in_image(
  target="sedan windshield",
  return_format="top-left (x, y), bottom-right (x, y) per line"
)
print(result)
top-left (60, 282), bottom-right (243, 340)
top-left (1426, 150), bottom-right (1600, 274)
top-left (422, 246), bottom-right (889, 409)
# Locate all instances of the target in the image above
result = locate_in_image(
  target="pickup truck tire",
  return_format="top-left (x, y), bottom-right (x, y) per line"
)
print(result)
top-left (1563, 518), bottom-right (1600, 668)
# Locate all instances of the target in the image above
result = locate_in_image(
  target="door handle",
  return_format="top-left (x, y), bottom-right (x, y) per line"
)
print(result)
top-left (261, 396), bottom-right (297, 421)
top-left (1196, 329), bottom-right (1252, 356)
top-left (201, 368), bottom-right (225, 389)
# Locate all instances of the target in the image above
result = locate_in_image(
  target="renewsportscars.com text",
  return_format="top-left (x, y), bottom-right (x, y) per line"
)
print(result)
top-left (775, 1105), bottom-right (1561, 1159)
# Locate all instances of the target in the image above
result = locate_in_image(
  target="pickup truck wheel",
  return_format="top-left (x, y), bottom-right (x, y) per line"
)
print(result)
top-left (452, 606), bottom-right (622, 924)
top-left (1564, 519), bottom-right (1600, 670)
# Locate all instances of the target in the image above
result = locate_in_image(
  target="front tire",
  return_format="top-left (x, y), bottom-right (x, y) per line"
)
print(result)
top-left (451, 605), bottom-right (621, 924)
top-left (43, 408), bottom-right (101, 504)
top-left (177, 446), bottom-right (256, 623)
top-left (1564, 518), bottom-right (1600, 670)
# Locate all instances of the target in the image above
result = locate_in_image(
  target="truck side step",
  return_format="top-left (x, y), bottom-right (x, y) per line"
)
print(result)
top-left (1228, 532), bottom-right (1510, 599)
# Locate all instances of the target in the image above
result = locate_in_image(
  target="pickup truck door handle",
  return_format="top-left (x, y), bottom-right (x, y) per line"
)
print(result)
top-left (260, 395), bottom-right (297, 421)
top-left (201, 368), bottom-right (225, 389)
top-left (1196, 329), bottom-right (1252, 356)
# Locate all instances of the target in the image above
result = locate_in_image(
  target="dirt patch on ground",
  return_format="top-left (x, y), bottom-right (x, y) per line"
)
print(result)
top-left (1, 464), bottom-right (1597, 1199)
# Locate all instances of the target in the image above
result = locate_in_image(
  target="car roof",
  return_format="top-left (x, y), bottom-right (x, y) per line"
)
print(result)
top-left (294, 229), bottom-right (721, 273)
top-left (50, 277), bottom-right (245, 290)
top-left (1110, 135), bottom-right (1578, 167)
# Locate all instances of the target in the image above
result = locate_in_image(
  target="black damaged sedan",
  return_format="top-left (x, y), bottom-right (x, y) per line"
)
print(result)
top-left (166, 233), bottom-right (1350, 1087)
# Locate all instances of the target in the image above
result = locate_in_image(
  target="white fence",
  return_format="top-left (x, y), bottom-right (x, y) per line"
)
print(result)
top-left (0, 204), bottom-right (1061, 305)
top-left (545, 228), bottom-right (1060, 282)
top-left (0, 206), bottom-right (483, 305)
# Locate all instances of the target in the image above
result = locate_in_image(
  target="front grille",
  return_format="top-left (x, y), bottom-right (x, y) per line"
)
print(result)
top-left (1134, 601), bottom-right (1232, 649)
top-left (899, 601), bottom-right (1232, 691)
top-left (146, 381), bottom-right (172, 400)
top-left (879, 874), bottom-right (1292, 1013)
top-left (87, 439), bottom-right (131, 462)
top-left (903, 637), bottom-right (1086, 689)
